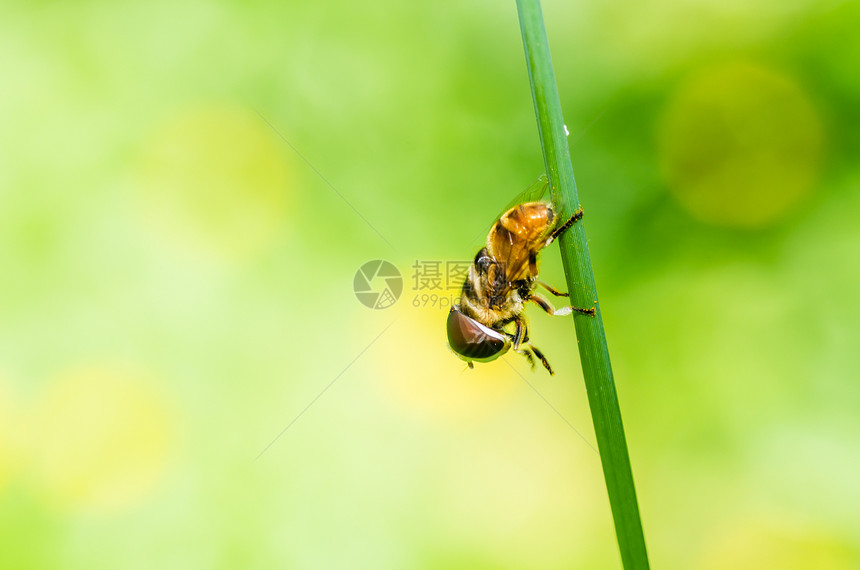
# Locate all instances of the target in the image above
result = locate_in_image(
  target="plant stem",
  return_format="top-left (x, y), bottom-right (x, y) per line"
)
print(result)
top-left (515, 1), bottom-right (650, 568)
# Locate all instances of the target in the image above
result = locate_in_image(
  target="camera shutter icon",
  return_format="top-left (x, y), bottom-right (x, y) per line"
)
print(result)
top-left (353, 260), bottom-right (403, 310)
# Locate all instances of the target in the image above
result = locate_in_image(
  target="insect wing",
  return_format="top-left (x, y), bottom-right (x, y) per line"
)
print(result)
top-left (497, 173), bottom-right (549, 218)
top-left (491, 175), bottom-right (552, 285)
top-left (470, 174), bottom-right (549, 248)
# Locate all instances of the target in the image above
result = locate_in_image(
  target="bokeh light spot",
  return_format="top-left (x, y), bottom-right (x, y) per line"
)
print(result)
top-left (376, 310), bottom-right (518, 423)
top-left (659, 62), bottom-right (823, 228)
top-left (696, 519), bottom-right (856, 570)
top-left (0, 378), bottom-right (18, 495)
top-left (137, 104), bottom-right (290, 257)
top-left (30, 367), bottom-right (172, 513)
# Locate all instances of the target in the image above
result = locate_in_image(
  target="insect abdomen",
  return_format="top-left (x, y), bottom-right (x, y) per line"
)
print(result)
top-left (493, 202), bottom-right (553, 245)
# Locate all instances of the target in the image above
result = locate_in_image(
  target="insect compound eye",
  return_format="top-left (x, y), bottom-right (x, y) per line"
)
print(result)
top-left (446, 307), bottom-right (510, 361)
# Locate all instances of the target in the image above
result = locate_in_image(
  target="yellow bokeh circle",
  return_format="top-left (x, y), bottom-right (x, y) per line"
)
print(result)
top-left (376, 310), bottom-right (519, 423)
top-left (696, 519), bottom-right (855, 570)
top-left (659, 62), bottom-right (824, 228)
top-left (30, 367), bottom-right (172, 513)
top-left (137, 104), bottom-right (290, 257)
top-left (0, 378), bottom-right (18, 494)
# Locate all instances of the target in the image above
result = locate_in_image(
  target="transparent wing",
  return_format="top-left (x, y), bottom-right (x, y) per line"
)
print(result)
top-left (498, 173), bottom-right (549, 217)
top-left (469, 173), bottom-right (549, 248)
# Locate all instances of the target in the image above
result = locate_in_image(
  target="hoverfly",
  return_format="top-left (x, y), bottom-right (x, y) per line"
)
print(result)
top-left (446, 174), bottom-right (595, 375)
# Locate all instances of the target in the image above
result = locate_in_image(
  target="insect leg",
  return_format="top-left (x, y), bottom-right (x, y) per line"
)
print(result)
top-left (546, 207), bottom-right (584, 245)
top-left (528, 253), bottom-right (538, 278)
top-left (530, 293), bottom-right (556, 314)
top-left (512, 318), bottom-right (526, 351)
top-left (529, 293), bottom-right (596, 317)
top-left (537, 281), bottom-right (569, 297)
top-left (527, 343), bottom-right (554, 375)
top-left (514, 346), bottom-right (537, 369)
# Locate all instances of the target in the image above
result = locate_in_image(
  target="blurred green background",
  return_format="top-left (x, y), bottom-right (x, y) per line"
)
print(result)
top-left (1, 0), bottom-right (859, 568)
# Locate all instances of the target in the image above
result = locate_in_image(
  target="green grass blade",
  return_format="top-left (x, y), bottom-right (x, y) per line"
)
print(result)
top-left (515, 1), bottom-right (651, 568)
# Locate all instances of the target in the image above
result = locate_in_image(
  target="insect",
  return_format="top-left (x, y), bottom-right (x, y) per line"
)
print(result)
top-left (446, 174), bottom-right (595, 374)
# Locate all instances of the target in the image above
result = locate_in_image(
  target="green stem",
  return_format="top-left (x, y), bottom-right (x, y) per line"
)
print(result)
top-left (516, 1), bottom-right (650, 568)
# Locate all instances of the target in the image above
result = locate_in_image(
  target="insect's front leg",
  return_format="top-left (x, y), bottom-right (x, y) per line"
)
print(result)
top-left (537, 280), bottom-right (569, 297)
top-left (509, 318), bottom-right (545, 371)
top-left (546, 207), bottom-right (584, 245)
top-left (530, 293), bottom-right (596, 317)
top-left (511, 317), bottom-right (529, 351)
